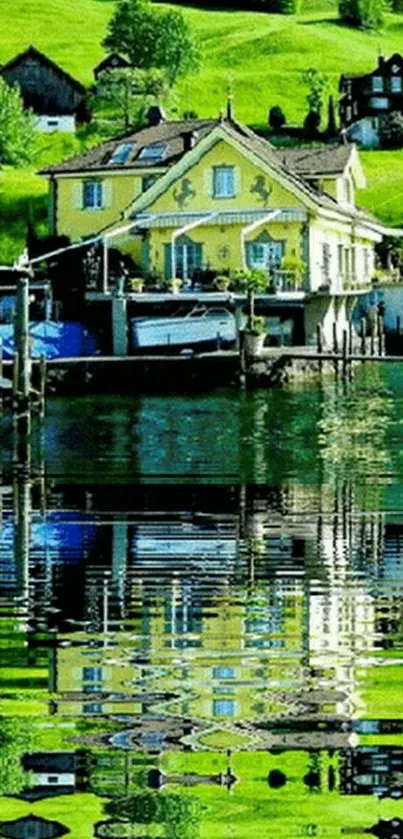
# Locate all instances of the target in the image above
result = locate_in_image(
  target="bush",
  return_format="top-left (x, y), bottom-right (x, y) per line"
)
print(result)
top-left (269, 105), bottom-right (286, 129)
top-left (339, 0), bottom-right (387, 29)
top-left (303, 110), bottom-right (321, 137)
top-left (381, 111), bottom-right (403, 149)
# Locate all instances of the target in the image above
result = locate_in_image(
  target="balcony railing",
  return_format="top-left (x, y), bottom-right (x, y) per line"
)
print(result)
top-left (271, 270), bottom-right (304, 293)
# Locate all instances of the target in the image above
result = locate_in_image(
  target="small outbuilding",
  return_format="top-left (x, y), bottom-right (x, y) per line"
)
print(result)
top-left (93, 53), bottom-right (131, 81)
top-left (0, 45), bottom-right (88, 132)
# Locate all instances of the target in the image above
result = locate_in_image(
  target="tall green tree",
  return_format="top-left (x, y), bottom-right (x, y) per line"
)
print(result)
top-left (103, 0), bottom-right (200, 87)
top-left (301, 68), bottom-right (329, 117)
top-left (96, 67), bottom-right (168, 129)
top-left (338, 0), bottom-right (388, 29)
top-left (0, 79), bottom-right (36, 166)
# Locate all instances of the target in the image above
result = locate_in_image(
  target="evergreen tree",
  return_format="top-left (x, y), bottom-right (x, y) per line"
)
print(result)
top-left (326, 95), bottom-right (337, 136)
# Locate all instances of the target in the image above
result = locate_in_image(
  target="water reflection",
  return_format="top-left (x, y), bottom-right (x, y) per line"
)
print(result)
top-left (3, 370), bottom-right (403, 835)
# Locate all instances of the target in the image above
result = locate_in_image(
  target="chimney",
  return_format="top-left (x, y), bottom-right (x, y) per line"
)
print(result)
top-left (181, 130), bottom-right (198, 152)
top-left (378, 54), bottom-right (385, 69)
top-left (146, 105), bottom-right (166, 126)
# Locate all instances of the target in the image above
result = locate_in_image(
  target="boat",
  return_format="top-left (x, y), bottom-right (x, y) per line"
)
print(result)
top-left (131, 306), bottom-right (236, 349)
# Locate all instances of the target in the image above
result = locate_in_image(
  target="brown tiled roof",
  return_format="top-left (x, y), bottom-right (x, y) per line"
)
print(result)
top-left (278, 144), bottom-right (354, 177)
top-left (40, 119), bottom-right (219, 174)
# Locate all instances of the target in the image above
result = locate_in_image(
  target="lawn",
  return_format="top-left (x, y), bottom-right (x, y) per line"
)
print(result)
top-left (1, 1), bottom-right (403, 262)
top-left (2, 0), bottom-right (403, 124)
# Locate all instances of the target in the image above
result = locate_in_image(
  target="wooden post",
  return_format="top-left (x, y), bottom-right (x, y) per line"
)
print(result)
top-left (348, 321), bottom-right (353, 357)
top-left (378, 314), bottom-right (384, 356)
top-left (247, 289), bottom-right (255, 328)
top-left (102, 238), bottom-right (108, 293)
top-left (14, 277), bottom-right (31, 400)
top-left (332, 321), bottom-right (338, 355)
top-left (39, 355), bottom-right (46, 419)
top-left (370, 318), bottom-right (375, 356)
top-left (360, 318), bottom-right (366, 357)
top-left (342, 329), bottom-right (348, 382)
top-left (316, 323), bottom-right (323, 376)
top-left (12, 354), bottom-right (19, 402)
top-left (234, 303), bottom-right (243, 351)
top-left (332, 322), bottom-right (339, 378)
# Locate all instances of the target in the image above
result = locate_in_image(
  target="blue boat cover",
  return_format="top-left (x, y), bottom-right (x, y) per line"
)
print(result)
top-left (0, 321), bottom-right (97, 359)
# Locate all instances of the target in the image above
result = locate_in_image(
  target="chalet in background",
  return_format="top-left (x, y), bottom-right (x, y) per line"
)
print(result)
top-left (93, 53), bottom-right (131, 82)
top-left (0, 45), bottom-right (89, 133)
top-left (339, 52), bottom-right (403, 148)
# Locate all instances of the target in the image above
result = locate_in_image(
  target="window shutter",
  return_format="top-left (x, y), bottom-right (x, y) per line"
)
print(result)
top-left (234, 166), bottom-right (241, 196)
top-left (204, 168), bottom-right (213, 198)
top-left (103, 182), bottom-right (112, 208)
top-left (72, 182), bottom-right (83, 209)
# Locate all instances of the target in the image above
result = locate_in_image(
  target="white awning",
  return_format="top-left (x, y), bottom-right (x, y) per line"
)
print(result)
top-left (133, 208), bottom-right (307, 229)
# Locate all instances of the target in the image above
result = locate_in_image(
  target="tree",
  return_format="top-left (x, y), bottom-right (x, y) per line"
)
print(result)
top-left (103, 0), bottom-right (200, 87)
top-left (301, 68), bottom-right (329, 117)
top-left (105, 792), bottom-right (202, 839)
top-left (268, 105), bottom-right (286, 129)
top-left (269, 0), bottom-right (301, 11)
top-left (381, 111), bottom-right (403, 148)
top-left (326, 94), bottom-right (337, 136)
top-left (0, 79), bottom-right (37, 166)
top-left (338, 0), bottom-right (387, 28)
top-left (96, 67), bottom-right (168, 129)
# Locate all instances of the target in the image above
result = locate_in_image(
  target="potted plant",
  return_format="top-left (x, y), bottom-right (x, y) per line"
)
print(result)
top-left (244, 315), bottom-right (267, 356)
top-left (169, 277), bottom-right (183, 294)
top-left (279, 255), bottom-right (306, 290)
top-left (231, 269), bottom-right (268, 294)
top-left (214, 274), bottom-right (231, 292)
top-left (129, 277), bottom-right (145, 293)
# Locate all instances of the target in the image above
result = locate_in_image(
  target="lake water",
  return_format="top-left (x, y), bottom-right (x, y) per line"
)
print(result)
top-left (2, 365), bottom-right (403, 837)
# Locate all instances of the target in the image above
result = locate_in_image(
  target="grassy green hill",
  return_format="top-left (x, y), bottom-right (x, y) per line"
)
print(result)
top-left (1, 0), bottom-right (403, 262)
top-left (3, 0), bottom-right (403, 124)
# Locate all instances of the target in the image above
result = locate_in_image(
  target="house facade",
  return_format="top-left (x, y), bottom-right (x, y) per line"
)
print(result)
top-left (339, 53), bottom-right (403, 148)
top-left (0, 46), bottom-right (88, 133)
top-left (41, 114), bottom-right (389, 346)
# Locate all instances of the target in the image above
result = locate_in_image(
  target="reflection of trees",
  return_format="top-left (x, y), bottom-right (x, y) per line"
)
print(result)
top-left (318, 376), bottom-right (392, 508)
top-left (105, 792), bottom-right (201, 839)
top-left (0, 718), bottom-right (36, 794)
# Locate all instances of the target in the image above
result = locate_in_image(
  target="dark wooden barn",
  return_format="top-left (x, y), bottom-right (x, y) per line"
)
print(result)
top-left (0, 45), bottom-right (89, 131)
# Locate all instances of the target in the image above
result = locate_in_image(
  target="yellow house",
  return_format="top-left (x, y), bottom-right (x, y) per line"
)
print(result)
top-left (41, 111), bottom-right (391, 345)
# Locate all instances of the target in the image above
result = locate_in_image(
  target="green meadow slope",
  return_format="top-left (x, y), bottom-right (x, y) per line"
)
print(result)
top-left (1, 0), bottom-right (403, 262)
top-left (3, 0), bottom-right (403, 124)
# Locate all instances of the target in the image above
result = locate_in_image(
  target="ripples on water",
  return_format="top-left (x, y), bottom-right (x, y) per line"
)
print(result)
top-left (3, 366), bottom-right (403, 836)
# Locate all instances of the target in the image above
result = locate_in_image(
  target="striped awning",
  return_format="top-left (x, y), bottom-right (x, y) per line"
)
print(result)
top-left (133, 208), bottom-right (307, 229)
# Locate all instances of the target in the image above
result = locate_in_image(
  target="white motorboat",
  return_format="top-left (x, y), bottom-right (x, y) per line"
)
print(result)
top-left (131, 306), bottom-right (236, 349)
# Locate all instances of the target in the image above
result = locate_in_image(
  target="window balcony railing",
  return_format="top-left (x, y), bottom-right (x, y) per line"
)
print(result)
top-left (271, 269), bottom-right (304, 293)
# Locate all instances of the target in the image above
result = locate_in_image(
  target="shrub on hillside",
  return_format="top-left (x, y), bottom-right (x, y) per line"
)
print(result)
top-left (381, 111), bottom-right (403, 148)
top-left (269, 105), bottom-right (286, 129)
top-left (338, 0), bottom-right (387, 29)
top-left (304, 110), bottom-right (321, 137)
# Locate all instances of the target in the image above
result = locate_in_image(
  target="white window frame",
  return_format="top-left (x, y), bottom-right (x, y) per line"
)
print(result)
top-left (83, 180), bottom-right (104, 210)
top-left (391, 76), bottom-right (402, 92)
top-left (372, 76), bottom-right (384, 92)
top-left (248, 241), bottom-right (283, 270)
top-left (213, 166), bottom-right (235, 198)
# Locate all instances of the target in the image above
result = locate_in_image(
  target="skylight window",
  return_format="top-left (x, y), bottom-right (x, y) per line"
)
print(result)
top-left (109, 143), bottom-right (135, 165)
top-left (138, 144), bottom-right (167, 162)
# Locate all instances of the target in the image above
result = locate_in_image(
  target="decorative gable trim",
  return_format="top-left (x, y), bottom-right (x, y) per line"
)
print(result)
top-left (127, 125), bottom-right (321, 218)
